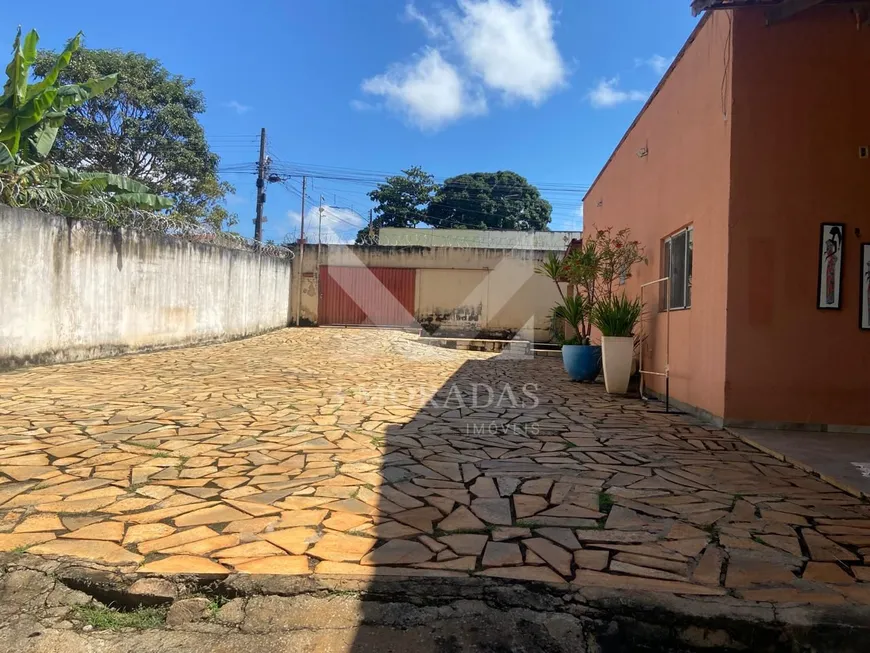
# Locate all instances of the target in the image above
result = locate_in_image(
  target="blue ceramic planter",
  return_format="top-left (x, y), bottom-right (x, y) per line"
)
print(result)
top-left (562, 345), bottom-right (602, 382)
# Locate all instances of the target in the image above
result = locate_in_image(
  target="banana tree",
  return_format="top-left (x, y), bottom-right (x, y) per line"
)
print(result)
top-left (0, 28), bottom-right (170, 211)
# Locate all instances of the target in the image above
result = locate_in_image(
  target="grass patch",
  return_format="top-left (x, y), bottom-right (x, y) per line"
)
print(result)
top-left (206, 597), bottom-right (227, 620)
top-left (128, 441), bottom-right (159, 450)
top-left (564, 441), bottom-right (578, 448)
top-left (150, 451), bottom-right (170, 459)
top-left (433, 528), bottom-right (490, 537)
top-left (72, 604), bottom-right (166, 630)
top-left (175, 455), bottom-right (189, 468)
top-left (370, 437), bottom-right (385, 448)
top-left (598, 492), bottom-right (615, 515)
top-left (10, 545), bottom-right (30, 554)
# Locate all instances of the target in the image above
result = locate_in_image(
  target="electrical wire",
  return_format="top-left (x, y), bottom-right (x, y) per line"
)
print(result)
top-left (220, 152), bottom-right (586, 233)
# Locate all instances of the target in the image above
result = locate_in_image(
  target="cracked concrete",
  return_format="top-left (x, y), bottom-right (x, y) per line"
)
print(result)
top-left (1, 554), bottom-right (868, 652)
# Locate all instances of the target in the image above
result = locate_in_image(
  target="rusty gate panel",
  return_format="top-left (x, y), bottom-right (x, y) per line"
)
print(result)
top-left (319, 266), bottom-right (417, 326)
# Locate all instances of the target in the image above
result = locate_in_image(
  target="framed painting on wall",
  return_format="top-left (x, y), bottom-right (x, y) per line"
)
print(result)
top-left (861, 243), bottom-right (870, 330)
top-left (817, 223), bottom-right (845, 310)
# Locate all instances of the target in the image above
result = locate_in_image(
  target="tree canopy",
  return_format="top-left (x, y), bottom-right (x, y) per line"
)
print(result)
top-left (427, 171), bottom-right (551, 231)
top-left (356, 166), bottom-right (437, 243)
top-left (32, 48), bottom-right (235, 229)
top-left (357, 167), bottom-right (552, 243)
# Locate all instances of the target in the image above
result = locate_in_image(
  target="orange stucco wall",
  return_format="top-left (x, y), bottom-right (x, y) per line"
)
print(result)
top-left (726, 7), bottom-right (870, 426)
top-left (583, 13), bottom-right (734, 420)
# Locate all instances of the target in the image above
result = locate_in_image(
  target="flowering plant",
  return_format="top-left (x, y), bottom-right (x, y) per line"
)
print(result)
top-left (537, 227), bottom-right (646, 344)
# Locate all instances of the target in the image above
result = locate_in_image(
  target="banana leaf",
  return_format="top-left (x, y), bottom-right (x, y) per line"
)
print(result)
top-left (0, 127), bottom-right (19, 156)
top-left (2, 28), bottom-right (38, 109)
top-left (24, 121), bottom-right (61, 161)
top-left (51, 166), bottom-right (153, 195)
top-left (14, 88), bottom-right (58, 133)
top-left (53, 75), bottom-right (118, 113)
top-left (49, 165), bottom-right (172, 209)
top-left (0, 142), bottom-right (13, 169)
top-left (110, 192), bottom-right (174, 210)
top-left (25, 32), bottom-right (82, 102)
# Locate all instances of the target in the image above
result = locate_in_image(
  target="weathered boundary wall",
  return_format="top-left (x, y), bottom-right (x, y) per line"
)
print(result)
top-left (292, 244), bottom-right (561, 341)
top-left (0, 207), bottom-right (293, 369)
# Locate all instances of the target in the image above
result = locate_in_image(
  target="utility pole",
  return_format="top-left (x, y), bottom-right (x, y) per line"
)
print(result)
top-left (254, 128), bottom-right (267, 242)
top-left (368, 209), bottom-right (374, 240)
top-left (295, 176), bottom-right (307, 325)
top-left (317, 195), bottom-right (324, 262)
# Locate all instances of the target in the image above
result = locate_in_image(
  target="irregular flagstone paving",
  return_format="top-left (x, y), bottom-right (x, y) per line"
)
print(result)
top-left (1, 328), bottom-right (869, 606)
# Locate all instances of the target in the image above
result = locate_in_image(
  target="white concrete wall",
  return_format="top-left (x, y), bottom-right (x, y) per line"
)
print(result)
top-left (0, 207), bottom-right (293, 369)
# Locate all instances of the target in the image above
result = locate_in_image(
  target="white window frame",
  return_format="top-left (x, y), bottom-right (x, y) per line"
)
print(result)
top-left (663, 226), bottom-right (693, 310)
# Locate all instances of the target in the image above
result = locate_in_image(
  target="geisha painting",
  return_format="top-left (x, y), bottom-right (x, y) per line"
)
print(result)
top-left (861, 243), bottom-right (870, 330)
top-left (817, 223), bottom-right (845, 310)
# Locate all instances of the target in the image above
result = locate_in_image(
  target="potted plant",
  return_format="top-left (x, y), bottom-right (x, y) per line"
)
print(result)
top-left (591, 294), bottom-right (644, 394)
top-left (537, 229), bottom-right (646, 383)
top-left (537, 252), bottom-right (601, 381)
top-left (550, 295), bottom-right (601, 381)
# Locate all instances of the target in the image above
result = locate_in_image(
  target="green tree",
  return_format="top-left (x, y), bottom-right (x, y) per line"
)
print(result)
top-left (356, 165), bottom-right (437, 243)
top-left (32, 47), bottom-right (235, 229)
top-left (426, 171), bottom-right (551, 231)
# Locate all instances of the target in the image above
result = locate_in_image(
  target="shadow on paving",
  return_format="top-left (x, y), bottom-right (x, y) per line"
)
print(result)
top-left (338, 349), bottom-right (869, 652)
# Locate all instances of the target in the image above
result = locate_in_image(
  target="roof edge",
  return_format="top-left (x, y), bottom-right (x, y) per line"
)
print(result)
top-left (582, 11), bottom-right (714, 202)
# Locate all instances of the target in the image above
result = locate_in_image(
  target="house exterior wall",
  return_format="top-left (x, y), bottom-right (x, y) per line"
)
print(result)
top-left (725, 7), bottom-right (870, 427)
top-left (292, 245), bottom-right (561, 340)
top-left (0, 207), bottom-right (293, 370)
top-left (582, 12), bottom-right (734, 420)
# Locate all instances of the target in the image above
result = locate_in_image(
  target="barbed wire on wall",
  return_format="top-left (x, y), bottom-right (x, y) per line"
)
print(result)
top-left (0, 177), bottom-right (292, 259)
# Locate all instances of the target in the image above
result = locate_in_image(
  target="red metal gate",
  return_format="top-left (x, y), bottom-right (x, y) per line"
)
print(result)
top-left (318, 266), bottom-right (417, 326)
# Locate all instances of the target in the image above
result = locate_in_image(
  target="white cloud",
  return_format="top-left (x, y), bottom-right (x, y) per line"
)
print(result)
top-left (358, 1), bottom-right (565, 130)
top-left (635, 54), bottom-right (673, 77)
top-left (224, 100), bottom-right (252, 115)
top-left (362, 48), bottom-right (486, 130)
top-left (287, 205), bottom-right (368, 244)
top-left (404, 2), bottom-right (445, 39)
top-left (447, 0), bottom-right (566, 104)
top-left (588, 77), bottom-right (648, 109)
top-left (350, 99), bottom-right (378, 112)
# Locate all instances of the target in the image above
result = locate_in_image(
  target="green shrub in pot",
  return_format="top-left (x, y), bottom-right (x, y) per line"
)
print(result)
top-left (591, 294), bottom-right (643, 393)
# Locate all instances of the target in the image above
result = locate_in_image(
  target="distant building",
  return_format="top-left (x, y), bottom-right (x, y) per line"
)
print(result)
top-left (377, 228), bottom-right (582, 251)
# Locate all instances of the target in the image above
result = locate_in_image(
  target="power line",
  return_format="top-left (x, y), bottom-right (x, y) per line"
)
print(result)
top-left (220, 152), bottom-right (587, 233)
top-left (220, 161), bottom-right (592, 194)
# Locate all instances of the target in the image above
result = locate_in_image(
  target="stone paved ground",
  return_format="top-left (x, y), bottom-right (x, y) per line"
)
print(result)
top-left (0, 328), bottom-right (869, 606)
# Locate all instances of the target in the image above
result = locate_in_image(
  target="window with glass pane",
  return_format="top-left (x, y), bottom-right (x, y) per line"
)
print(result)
top-left (662, 226), bottom-right (693, 310)
top-left (686, 228), bottom-right (693, 308)
top-left (669, 231), bottom-right (687, 308)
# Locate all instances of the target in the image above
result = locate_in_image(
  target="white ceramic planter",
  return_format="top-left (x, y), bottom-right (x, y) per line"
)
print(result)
top-left (601, 336), bottom-right (634, 394)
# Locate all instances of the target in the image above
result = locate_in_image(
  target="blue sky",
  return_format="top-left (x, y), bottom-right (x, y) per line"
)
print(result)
top-left (16, 1), bottom-right (698, 243)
